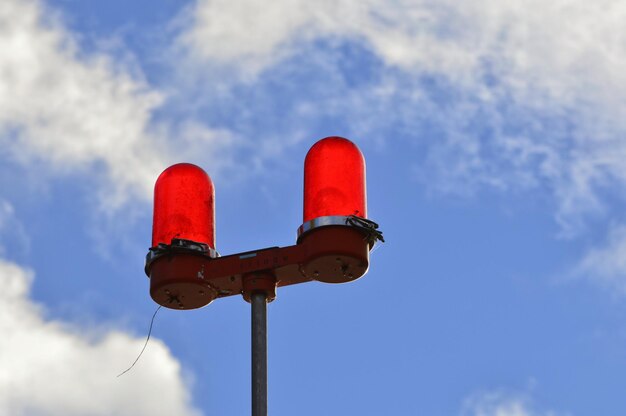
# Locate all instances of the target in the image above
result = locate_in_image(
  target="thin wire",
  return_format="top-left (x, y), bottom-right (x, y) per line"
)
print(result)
top-left (370, 240), bottom-right (384, 255)
top-left (117, 305), bottom-right (162, 377)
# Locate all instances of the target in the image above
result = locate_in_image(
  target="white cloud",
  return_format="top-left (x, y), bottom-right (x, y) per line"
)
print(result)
top-left (179, 0), bottom-right (626, 105)
top-left (0, 0), bottom-right (160, 209)
top-left (178, 0), bottom-right (626, 237)
top-left (576, 224), bottom-right (626, 294)
top-left (177, 0), bottom-right (482, 79)
top-left (461, 390), bottom-right (566, 416)
top-left (0, 257), bottom-right (201, 416)
top-left (0, 199), bottom-right (29, 256)
top-left (0, 0), bottom-right (232, 213)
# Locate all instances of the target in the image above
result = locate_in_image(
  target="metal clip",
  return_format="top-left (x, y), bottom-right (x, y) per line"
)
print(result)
top-left (345, 215), bottom-right (385, 246)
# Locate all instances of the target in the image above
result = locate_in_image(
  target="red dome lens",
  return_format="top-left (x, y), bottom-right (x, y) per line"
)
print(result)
top-left (152, 163), bottom-right (216, 249)
top-left (303, 137), bottom-right (366, 222)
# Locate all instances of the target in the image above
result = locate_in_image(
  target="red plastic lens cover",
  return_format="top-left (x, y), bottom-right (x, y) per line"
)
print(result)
top-left (152, 163), bottom-right (216, 248)
top-left (303, 137), bottom-right (366, 222)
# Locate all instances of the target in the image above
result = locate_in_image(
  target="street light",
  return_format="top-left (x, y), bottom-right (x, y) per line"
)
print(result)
top-left (144, 136), bottom-right (383, 416)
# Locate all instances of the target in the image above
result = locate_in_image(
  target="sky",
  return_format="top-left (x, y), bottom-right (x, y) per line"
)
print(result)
top-left (1, 0), bottom-right (626, 414)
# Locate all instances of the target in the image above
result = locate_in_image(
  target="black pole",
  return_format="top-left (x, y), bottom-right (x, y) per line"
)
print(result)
top-left (251, 292), bottom-right (267, 416)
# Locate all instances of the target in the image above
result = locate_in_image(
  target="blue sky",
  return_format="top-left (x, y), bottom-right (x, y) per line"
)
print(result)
top-left (2, 0), bottom-right (626, 415)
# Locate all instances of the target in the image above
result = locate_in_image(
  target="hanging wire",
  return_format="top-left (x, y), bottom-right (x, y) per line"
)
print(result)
top-left (370, 240), bottom-right (384, 255)
top-left (117, 305), bottom-right (162, 378)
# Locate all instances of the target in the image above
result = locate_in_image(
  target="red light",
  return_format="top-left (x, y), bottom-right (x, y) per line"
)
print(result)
top-left (152, 163), bottom-right (216, 249)
top-left (303, 137), bottom-right (366, 222)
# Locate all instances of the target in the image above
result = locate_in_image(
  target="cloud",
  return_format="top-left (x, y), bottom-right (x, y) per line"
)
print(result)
top-left (178, 0), bottom-right (626, 105)
top-left (177, 0), bottom-right (626, 237)
top-left (177, 0), bottom-right (478, 80)
top-left (0, 199), bottom-right (29, 256)
top-left (576, 224), bottom-right (626, 294)
top-left (0, 257), bottom-right (201, 416)
top-left (0, 0), bottom-right (232, 213)
top-left (461, 389), bottom-right (566, 416)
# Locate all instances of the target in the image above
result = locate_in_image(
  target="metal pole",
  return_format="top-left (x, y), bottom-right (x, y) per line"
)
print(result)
top-left (251, 292), bottom-right (267, 416)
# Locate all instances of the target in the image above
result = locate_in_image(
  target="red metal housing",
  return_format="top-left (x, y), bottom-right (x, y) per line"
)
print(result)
top-left (147, 225), bottom-right (370, 309)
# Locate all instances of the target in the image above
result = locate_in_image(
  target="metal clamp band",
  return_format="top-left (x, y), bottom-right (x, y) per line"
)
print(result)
top-left (145, 238), bottom-right (219, 276)
top-left (297, 215), bottom-right (384, 246)
top-left (297, 215), bottom-right (351, 238)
